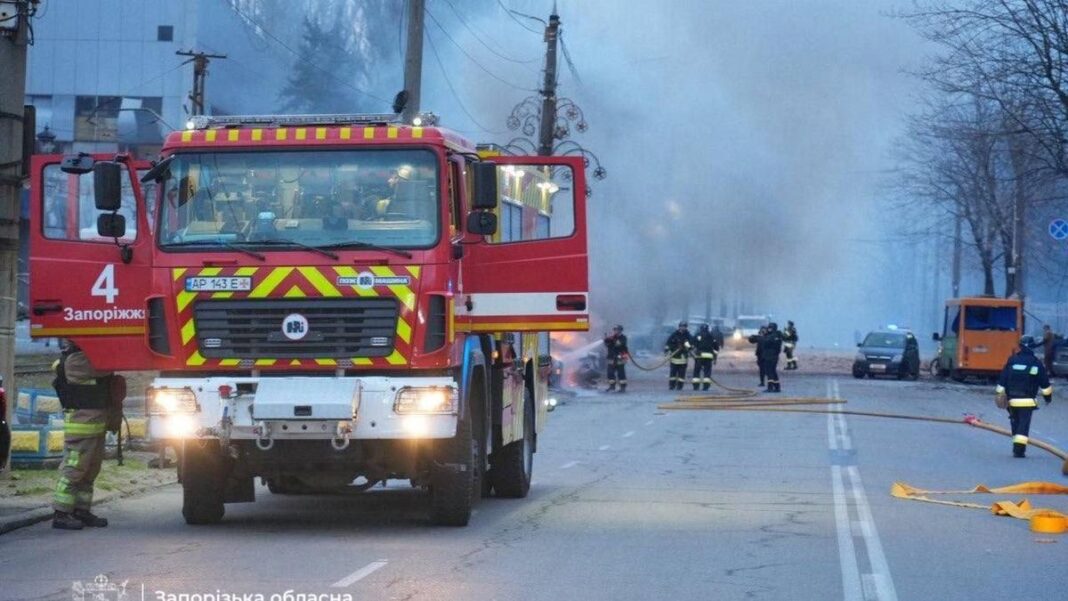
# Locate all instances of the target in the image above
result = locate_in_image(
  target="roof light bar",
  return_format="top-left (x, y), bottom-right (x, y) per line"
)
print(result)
top-left (186, 113), bottom-right (402, 130)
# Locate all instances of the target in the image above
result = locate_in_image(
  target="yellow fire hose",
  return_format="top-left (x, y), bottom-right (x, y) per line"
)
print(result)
top-left (658, 380), bottom-right (1068, 533)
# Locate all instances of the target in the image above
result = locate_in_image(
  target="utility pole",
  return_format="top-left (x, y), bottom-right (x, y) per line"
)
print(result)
top-left (537, 10), bottom-right (561, 156)
top-left (0, 1), bottom-right (31, 470)
top-left (1010, 192), bottom-right (1025, 299)
top-left (176, 50), bottom-right (227, 117)
top-left (951, 213), bottom-right (961, 298)
top-left (400, 0), bottom-right (425, 123)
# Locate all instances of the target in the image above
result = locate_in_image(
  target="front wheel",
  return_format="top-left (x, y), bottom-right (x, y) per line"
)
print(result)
top-left (490, 390), bottom-right (534, 498)
top-left (181, 441), bottom-right (228, 525)
top-left (428, 407), bottom-right (477, 526)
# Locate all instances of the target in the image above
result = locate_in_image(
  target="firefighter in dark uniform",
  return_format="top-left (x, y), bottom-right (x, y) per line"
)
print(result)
top-left (664, 321), bottom-right (694, 390)
top-left (691, 324), bottom-right (720, 391)
top-left (995, 337), bottom-right (1054, 458)
top-left (749, 325), bottom-right (769, 387)
top-left (51, 342), bottom-right (124, 530)
top-left (783, 321), bottom-right (799, 370)
top-left (603, 325), bottom-right (630, 393)
top-left (754, 323), bottom-right (784, 393)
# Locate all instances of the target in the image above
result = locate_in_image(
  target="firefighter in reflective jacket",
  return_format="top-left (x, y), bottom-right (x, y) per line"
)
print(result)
top-left (751, 323), bottom-right (784, 393)
top-left (783, 321), bottom-right (799, 370)
top-left (603, 325), bottom-right (630, 393)
top-left (691, 324), bottom-right (720, 391)
top-left (51, 343), bottom-right (123, 530)
top-left (995, 338), bottom-right (1054, 458)
top-left (665, 322), bottom-right (694, 390)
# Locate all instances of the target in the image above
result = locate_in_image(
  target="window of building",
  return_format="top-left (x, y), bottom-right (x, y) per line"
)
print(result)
top-left (75, 95), bottom-right (121, 141)
top-left (158, 26), bottom-right (173, 42)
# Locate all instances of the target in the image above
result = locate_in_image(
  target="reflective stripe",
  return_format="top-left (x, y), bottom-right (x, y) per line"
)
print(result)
top-left (64, 421), bottom-right (106, 436)
top-left (66, 450), bottom-right (80, 467)
top-left (1040, 386), bottom-right (1054, 396)
top-left (702, 378), bottom-right (712, 384)
top-left (618, 380), bottom-right (627, 385)
top-left (1013, 435), bottom-right (1029, 445)
top-left (691, 378), bottom-right (700, 383)
top-left (699, 353), bottom-right (715, 359)
top-left (670, 358), bottom-right (688, 364)
top-left (1008, 398), bottom-right (1037, 408)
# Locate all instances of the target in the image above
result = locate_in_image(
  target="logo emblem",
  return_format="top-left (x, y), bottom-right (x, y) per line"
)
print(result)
top-left (282, 313), bottom-right (309, 340)
top-left (72, 574), bottom-right (129, 601)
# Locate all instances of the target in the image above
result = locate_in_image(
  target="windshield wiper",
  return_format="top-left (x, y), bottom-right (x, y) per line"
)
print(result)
top-left (317, 241), bottom-right (413, 259)
top-left (249, 239), bottom-right (339, 260)
top-left (160, 240), bottom-right (266, 261)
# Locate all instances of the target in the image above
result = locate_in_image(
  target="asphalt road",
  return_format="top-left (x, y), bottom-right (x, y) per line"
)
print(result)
top-left (2, 368), bottom-right (1066, 601)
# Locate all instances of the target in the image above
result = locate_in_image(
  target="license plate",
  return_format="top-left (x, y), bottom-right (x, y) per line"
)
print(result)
top-left (869, 363), bottom-right (886, 371)
top-left (185, 276), bottom-right (252, 292)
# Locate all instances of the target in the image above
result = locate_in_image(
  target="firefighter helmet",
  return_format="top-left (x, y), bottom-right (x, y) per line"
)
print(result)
top-left (678, 321), bottom-right (688, 328)
top-left (613, 324), bottom-right (624, 332)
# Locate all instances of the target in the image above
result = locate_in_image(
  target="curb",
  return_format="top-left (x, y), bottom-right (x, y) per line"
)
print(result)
top-left (0, 479), bottom-right (177, 536)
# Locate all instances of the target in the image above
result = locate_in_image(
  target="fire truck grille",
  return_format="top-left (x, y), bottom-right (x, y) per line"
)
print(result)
top-left (192, 298), bottom-right (399, 359)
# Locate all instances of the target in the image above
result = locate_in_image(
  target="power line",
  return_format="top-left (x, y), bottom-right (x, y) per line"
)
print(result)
top-left (424, 7), bottom-right (537, 92)
top-left (559, 31), bottom-right (581, 85)
top-left (440, 0), bottom-right (539, 65)
top-left (222, 0), bottom-right (390, 107)
top-left (496, 0), bottom-right (543, 33)
top-left (424, 25), bottom-right (506, 135)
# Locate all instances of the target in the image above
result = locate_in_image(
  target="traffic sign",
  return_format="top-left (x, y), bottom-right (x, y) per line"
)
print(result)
top-left (1051, 218), bottom-right (1068, 241)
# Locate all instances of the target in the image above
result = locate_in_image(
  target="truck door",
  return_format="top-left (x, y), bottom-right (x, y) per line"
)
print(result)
top-left (28, 155), bottom-right (156, 371)
top-left (459, 155), bottom-right (589, 333)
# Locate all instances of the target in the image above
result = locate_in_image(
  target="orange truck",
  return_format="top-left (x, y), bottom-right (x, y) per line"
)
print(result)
top-left (932, 296), bottom-right (1023, 380)
top-left (28, 113), bottom-right (589, 526)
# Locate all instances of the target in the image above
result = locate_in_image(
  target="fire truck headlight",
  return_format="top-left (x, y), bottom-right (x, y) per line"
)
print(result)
top-left (394, 386), bottom-right (457, 414)
top-left (733, 331), bottom-right (743, 340)
top-left (147, 387), bottom-right (198, 415)
top-left (164, 414), bottom-right (197, 438)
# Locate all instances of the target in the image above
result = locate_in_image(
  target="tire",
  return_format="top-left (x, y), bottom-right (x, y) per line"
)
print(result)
top-left (852, 369), bottom-right (864, 379)
top-left (181, 441), bottom-right (228, 525)
top-left (429, 405), bottom-right (477, 526)
top-left (490, 390), bottom-right (534, 499)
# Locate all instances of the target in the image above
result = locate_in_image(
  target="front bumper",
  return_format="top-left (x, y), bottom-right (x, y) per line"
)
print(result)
top-left (853, 360), bottom-right (904, 376)
top-left (148, 375), bottom-right (459, 443)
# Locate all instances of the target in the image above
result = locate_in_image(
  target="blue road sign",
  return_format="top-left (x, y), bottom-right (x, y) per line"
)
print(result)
top-left (1051, 218), bottom-right (1068, 241)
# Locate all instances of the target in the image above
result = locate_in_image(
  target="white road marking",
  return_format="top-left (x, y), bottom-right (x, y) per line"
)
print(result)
top-left (332, 560), bottom-right (389, 587)
top-left (846, 466), bottom-right (898, 601)
top-left (598, 444), bottom-right (611, 451)
top-left (622, 431), bottom-right (635, 438)
top-left (831, 466), bottom-right (863, 600)
top-left (560, 460), bottom-right (580, 469)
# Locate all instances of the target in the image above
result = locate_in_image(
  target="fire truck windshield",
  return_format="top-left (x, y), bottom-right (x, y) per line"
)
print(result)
top-left (157, 149), bottom-right (440, 251)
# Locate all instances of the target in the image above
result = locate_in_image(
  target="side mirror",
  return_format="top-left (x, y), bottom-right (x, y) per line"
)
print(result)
top-left (466, 211), bottom-right (498, 236)
top-left (93, 162), bottom-right (123, 211)
top-left (97, 213), bottom-right (126, 239)
top-left (932, 332), bottom-right (941, 342)
top-left (60, 153), bottom-right (95, 174)
top-left (471, 162), bottom-right (498, 210)
top-left (856, 342), bottom-right (861, 347)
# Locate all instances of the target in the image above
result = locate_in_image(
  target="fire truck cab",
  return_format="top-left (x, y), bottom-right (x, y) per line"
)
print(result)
top-left (28, 113), bottom-right (589, 526)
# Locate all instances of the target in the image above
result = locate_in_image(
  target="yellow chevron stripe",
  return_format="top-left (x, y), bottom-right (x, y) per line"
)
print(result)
top-left (188, 351), bottom-right (206, 366)
top-left (363, 127), bottom-right (374, 139)
top-left (385, 350), bottom-right (406, 365)
top-left (256, 359), bottom-right (277, 366)
top-left (205, 130), bottom-right (217, 142)
top-left (387, 127), bottom-right (398, 139)
top-left (315, 127), bottom-right (326, 140)
top-left (249, 267), bottom-right (293, 297)
top-left (228, 129), bottom-right (239, 142)
top-left (181, 320), bottom-right (196, 345)
top-left (283, 285), bottom-right (306, 298)
top-left (252, 129), bottom-right (262, 141)
top-left (199, 267), bottom-right (222, 276)
top-left (370, 266), bottom-right (415, 310)
top-left (176, 290), bottom-right (197, 312)
top-left (412, 127), bottom-right (423, 138)
top-left (276, 128), bottom-right (288, 141)
top-left (220, 359), bottom-right (240, 367)
top-left (405, 265), bottom-right (421, 278)
top-left (295, 128), bottom-right (307, 140)
top-left (172, 268), bottom-right (187, 281)
top-left (340, 127), bottom-right (351, 140)
top-left (397, 317), bottom-right (412, 344)
top-left (211, 292), bottom-right (234, 299)
top-left (181, 131), bottom-right (193, 143)
top-left (353, 358), bottom-right (372, 366)
top-left (236, 267), bottom-right (259, 276)
top-left (298, 267), bottom-right (342, 297)
top-left (316, 359), bottom-right (338, 366)
top-left (290, 359), bottom-right (302, 366)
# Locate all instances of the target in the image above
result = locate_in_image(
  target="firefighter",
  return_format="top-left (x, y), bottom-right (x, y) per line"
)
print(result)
top-left (664, 321), bottom-right (694, 390)
top-left (51, 342), bottom-right (124, 530)
top-left (995, 337), bottom-right (1054, 458)
top-left (1040, 325), bottom-right (1056, 377)
top-left (783, 321), bottom-right (799, 370)
top-left (749, 326), bottom-right (769, 387)
top-left (755, 323), bottom-right (784, 393)
top-left (691, 324), bottom-right (720, 391)
top-left (603, 325), bottom-right (630, 393)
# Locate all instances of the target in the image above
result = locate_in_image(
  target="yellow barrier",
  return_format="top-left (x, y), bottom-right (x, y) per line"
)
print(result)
top-left (11, 430), bottom-right (40, 453)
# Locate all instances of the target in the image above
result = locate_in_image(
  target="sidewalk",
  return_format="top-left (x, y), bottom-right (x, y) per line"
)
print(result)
top-left (0, 451), bottom-right (177, 534)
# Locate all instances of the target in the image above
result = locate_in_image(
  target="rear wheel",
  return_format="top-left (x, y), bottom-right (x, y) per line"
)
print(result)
top-left (181, 441), bottom-right (228, 525)
top-left (491, 390), bottom-right (534, 498)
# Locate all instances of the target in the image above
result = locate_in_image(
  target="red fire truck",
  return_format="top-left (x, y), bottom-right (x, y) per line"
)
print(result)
top-left (28, 113), bottom-right (589, 526)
